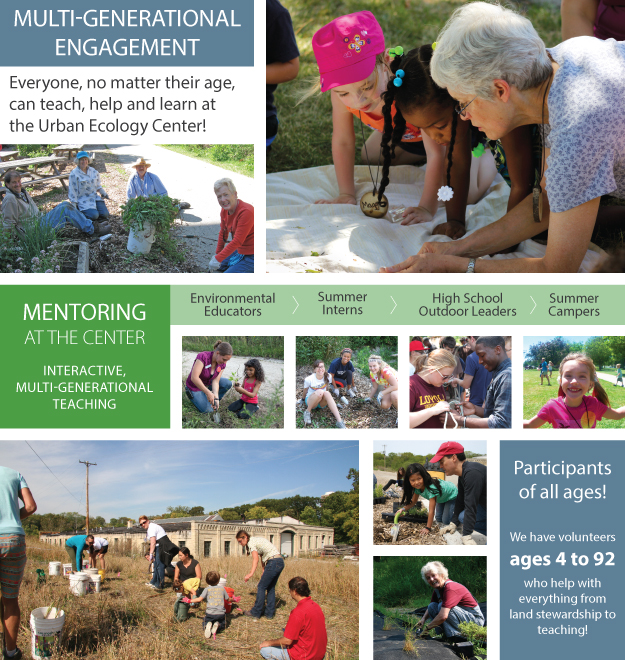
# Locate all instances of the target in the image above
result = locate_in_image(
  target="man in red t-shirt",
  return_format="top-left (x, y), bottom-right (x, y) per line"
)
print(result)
top-left (259, 577), bottom-right (327, 660)
top-left (416, 560), bottom-right (485, 637)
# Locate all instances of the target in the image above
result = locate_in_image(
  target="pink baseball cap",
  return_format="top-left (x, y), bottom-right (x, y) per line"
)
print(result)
top-left (312, 11), bottom-right (385, 93)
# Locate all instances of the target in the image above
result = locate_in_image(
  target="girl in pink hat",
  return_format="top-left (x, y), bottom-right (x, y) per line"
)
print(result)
top-left (309, 11), bottom-right (446, 218)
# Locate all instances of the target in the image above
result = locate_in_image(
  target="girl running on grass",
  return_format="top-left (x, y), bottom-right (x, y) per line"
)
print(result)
top-left (400, 463), bottom-right (458, 536)
top-left (228, 358), bottom-right (264, 420)
top-left (377, 45), bottom-right (538, 239)
top-left (524, 353), bottom-right (625, 428)
top-left (301, 359), bottom-right (346, 428)
top-left (307, 11), bottom-right (447, 212)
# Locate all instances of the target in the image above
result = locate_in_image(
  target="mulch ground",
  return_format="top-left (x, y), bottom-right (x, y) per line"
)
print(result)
top-left (373, 496), bottom-right (446, 546)
top-left (295, 364), bottom-right (397, 429)
top-left (22, 149), bottom-right (201, 273)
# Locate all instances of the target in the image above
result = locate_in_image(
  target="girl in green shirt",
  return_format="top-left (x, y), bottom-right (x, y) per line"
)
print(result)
top-left (401, 463), bottom-right (458, 537)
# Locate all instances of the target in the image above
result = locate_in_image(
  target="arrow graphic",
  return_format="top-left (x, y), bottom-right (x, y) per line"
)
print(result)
top-left (530, 296), bottom-right (536, 314)
top-left (390, 296), bottom-right (397, 315)
top-left (292, 296), bottom-right (299, 314)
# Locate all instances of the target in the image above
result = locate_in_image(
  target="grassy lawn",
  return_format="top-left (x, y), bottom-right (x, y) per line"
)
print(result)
top-left (268, 0), bottom-right (562, 174)
top-left (523, 369), bottom-right (625, 428)
top-left (159, 144), bottom-right (254, 177)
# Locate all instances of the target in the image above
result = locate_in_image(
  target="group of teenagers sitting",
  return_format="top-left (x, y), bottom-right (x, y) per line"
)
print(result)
top-left (409, 335), bottom-right (512, 429)
top-left (300, 348), bottom-right (398, 428)
top-left (379, 440), bottom-right (487, 545)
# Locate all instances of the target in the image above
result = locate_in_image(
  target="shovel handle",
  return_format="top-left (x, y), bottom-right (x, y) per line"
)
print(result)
top-left (394, 509), bottom-right (405, 524)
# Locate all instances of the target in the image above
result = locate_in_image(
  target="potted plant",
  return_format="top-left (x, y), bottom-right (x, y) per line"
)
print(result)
top-left (121, 195), bottom-right (180, 255)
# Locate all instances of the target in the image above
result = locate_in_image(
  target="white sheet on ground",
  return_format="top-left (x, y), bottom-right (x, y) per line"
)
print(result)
top-left (266, 164), bottom-right (604, 273)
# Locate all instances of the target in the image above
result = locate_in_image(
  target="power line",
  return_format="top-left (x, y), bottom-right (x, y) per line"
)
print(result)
top-left (25, 441), bottom-right (85, 508)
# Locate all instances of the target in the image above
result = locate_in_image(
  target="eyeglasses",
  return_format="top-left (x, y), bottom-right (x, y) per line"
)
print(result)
top-left (455, 96), bottom-right (477, 117)
top-left (434, 368), bottom-right (454, 382)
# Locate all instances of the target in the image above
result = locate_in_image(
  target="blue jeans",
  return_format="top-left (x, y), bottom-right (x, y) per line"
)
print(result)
top-left (150, 545), bottom-right (165, 589)
top-left (186, 378), bottom-right (232, 413)
top-left (427, 601), bottom-right (484, 637)
top-left (435, 499), bottom-right (456, 526)
top-left (459, 504), bottom-right (487, 535)
top-left (222, 252), bottom-right (254, 273)
top-left (44, 201), bottom-right (95, 234)
top-left (250, 557), bottom-right (284, 618)
top-left (261, 649), bottom-right (290, 660)
top-left (81, 199), bottom-right (109, 220)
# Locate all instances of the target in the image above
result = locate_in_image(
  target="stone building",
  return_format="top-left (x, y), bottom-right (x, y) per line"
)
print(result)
top-left (40, 515), bottom-right (334, 559)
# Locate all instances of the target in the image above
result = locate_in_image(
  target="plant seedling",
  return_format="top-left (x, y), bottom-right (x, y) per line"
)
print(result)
top-left (403, 631), bottom-right (418, 656)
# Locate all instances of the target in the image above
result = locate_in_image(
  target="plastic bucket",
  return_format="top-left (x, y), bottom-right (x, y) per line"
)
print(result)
top-left (48, 562), bottom-right (61, 576)
top-left (218, 577), bottom-right (227, 587)
top-left (98, 570), bottom-right (105, 581)
top-left (62, 564), bottom-right (72, 578)
top-left (69, 573), bottom-right (90, 597)
top-left (127, 221), bottom-right (156, 254)
top-left (85, 568), bottom-right (99, 576)
top-left (30, 607), bottom-right (65, 658)
top-left (88, 574), bottom-right (102, 594)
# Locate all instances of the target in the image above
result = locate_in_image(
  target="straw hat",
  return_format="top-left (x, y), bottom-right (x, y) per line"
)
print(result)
top-left (131, 158), bottom-right (151, 169)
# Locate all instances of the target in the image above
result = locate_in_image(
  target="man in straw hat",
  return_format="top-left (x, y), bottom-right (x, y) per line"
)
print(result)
top-left (127, 157), bottom-right (191, 208)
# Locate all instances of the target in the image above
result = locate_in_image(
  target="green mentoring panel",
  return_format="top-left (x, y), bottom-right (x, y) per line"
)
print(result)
top-left (0, 285), bottom-right (170, 428)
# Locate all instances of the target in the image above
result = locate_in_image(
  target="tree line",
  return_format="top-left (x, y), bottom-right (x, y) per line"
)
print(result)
top-left (525, 336), bottom-right (625, 370)
top-left (373, 451), bottom-right (483, 474)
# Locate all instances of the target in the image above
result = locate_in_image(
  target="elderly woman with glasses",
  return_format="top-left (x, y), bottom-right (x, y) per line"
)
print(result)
top-left (382, 2), bottom-right (625, 274)
top-left (409, 349), bottom-right (455, 428)
top-left (209, 178), bottom-right (254, 273)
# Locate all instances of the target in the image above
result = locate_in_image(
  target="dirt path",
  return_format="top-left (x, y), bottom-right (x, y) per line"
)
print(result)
top-left (103, 144), bottom-right (255, 270)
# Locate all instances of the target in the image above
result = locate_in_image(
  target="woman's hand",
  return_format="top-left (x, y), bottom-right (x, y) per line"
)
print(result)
top-left (244, 573), bottom-right (253, 582)
top-left (419, 527), bottom-right (430, 536)
top-left (432, 400), bottom-right (451, 414)
top-left (213, 398), bottom-right (220, 410)
top-left (206, 391), bottom-right (215, 405)
top-left (379, 253), bottom-right (467, 273)
top-left (400, 206), bottom-right (433, 226)
top-left (432, 221), bottom-right (466, 239)
top-left (315, 194), bottom-right (357, 205)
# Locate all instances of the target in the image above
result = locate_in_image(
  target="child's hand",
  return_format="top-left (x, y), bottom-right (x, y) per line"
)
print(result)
top-left (432, 221), bottom-right (466, 239)
top-left (432, 400), bottom-right (450, 414)
top-left (234, 382), bottom-right (240, 388)
top-left (315, 194), bottom-right (357, 205)
top-left (400, 206), bottom-right (433, 226)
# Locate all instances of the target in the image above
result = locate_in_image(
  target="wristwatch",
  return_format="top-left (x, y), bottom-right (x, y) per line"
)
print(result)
top-left (466, 258), bottom-right (476, 273)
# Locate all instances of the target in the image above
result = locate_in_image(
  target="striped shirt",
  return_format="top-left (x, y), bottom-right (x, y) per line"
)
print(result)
top-left (248, 536), bottom-right (281, 562)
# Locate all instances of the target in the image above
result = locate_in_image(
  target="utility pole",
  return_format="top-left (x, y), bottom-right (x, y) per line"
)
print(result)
top-left (383, 444), bottom-right (386, 469)
top-left (79, 460), bottom-right (97, 535)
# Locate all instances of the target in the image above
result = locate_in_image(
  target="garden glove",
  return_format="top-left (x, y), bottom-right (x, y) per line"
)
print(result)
top-left (99, 190), bottom-right (109, 199)
top-left (462, 535), bottom-right (477, 546)
top-left (364, 397), bottom-right (372, 403)
top-left (440, 522), bottom-right (457, 535)
top-left (209, 256), bottom-right (221, 271)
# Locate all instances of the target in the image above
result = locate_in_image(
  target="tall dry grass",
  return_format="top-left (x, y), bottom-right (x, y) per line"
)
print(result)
top-left (6, 541), bottom-right (358, 659)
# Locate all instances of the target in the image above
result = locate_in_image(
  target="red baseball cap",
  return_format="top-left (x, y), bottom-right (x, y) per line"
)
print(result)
top-left (410, 340), bottom-right (425, 352)
top-left (312, 11), bottom-right (385, 93)
top-left (431, 441), bottom-right (465, 464)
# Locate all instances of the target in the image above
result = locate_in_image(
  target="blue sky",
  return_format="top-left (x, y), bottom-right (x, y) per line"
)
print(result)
top-left (1, 441), bottom-right (359, 521)
top-left (373, 440), bottom-right (486, 456)
top-left (523, 336), bottom-right (593, 356)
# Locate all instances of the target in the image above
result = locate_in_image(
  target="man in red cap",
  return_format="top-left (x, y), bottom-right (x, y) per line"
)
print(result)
top-left (409, 339), bottom-right (427, 376)
top-left (431, 441), bottom-right (486, 545)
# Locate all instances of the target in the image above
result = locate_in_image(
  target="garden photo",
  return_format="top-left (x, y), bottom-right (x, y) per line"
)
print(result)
top-left (373, 440), bottom-right (487, 546)
top-left (0, 440), bottom-right (358, 660)
top-left (374, 556), bottom-right (487, 659)
top-left (0, 143), bottom-right (253, 273)
top-left (266, 0), bottom-right (625, 273)
top-left (182, 336), bottom-right (284, 429)
top-left (409, 335), bottom-right (511, 429)
top-left (523, 336), bottom-right (625, 429)
top-left (296, 336), bottom-right (398, 429)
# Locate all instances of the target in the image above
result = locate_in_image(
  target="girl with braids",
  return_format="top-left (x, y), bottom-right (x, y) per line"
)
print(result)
top-left (301, 360), bottom-right (346, 428)
top-left (308, 11), bottom-right (446, 207)
top-left (400, 463), bottom-right (458, 534)
top-left (409, 349), bottom-right (455, 428)
top-left (524, 353), bottom-right (625, 428)
top-left (379, 45), bottom-right (538, 240)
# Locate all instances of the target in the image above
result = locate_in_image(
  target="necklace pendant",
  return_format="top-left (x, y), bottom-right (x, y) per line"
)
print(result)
top-left (360, 190), bottom-right (388, 218)
top-left (532, 185), bottom-right (543, 223)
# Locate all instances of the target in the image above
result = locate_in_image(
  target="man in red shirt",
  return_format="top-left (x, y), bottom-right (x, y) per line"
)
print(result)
top-left (259, 577), bottom-right (327, 660)
top-left (416, 560), bottom-right (485, 637)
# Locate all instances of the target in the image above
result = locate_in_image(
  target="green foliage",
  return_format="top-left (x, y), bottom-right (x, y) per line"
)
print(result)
top-left (526, 336), bottom-right (573, 366)
top-left (374, 556), bottom-right (487, 608)
top-left (218, 508), bottom-right (241, 520)
top-left (121, 195), bottom-right (180, 234)
top-left (296, 336), bottom-right (397, 368)
top-left (25, 512), bottom-right (86, 534)
top-left (182, 336), bottom-right (284, 359)
top-left (159, 144), bottom-right (254, 177)
top-left (373, 450), bottom-right (482, 472)
top-left (246, 505), bottom-right (280, 519)
top-left (16, 144), bottom-right (59, 159)
top-left (604, 336), bottom-right (625, 363)
top-left (374, 484), bottom-right (384, 498)
top-left (584, 336), bottom-right (612, 369)
top-left (458, 621), bottom-right (487, 642)
top-left (347, 467), bottom-right (359, 493)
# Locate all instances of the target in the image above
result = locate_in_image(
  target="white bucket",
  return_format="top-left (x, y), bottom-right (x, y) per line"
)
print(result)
top-left (127, 221), bottom-right (156, 254)
top-left (30, 607), bottom-right (65, 658)
top-left (48, 562), bottom-right (61, 576)
top-left (218, 577), bottom-right (227, 587)
top-left (88, 574), bottom-right (102, 594)
top-left (62, 564), bottom-right (72, 577)
top-left (85, 568), bottom-right (99, 575)
top-left (69, 573), bottom-right (90, 597)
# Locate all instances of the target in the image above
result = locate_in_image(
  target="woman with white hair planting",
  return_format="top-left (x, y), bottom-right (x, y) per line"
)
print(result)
top-left (417, 560), bottom-right (484, 637)
top-left (210, 178), bottom-right (254, 273)
top-left (381, 1), bottom-right (625, 274)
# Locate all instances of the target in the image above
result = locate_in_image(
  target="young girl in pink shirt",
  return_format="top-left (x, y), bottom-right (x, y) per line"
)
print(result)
top-left (228, 359), bottom-right (264, 419)
top-left (524, 353), bottom-right (625, 429)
